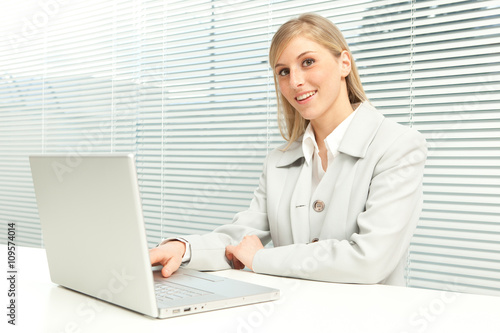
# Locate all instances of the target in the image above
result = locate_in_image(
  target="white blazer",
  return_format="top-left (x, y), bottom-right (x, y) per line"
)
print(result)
top-left (181, 102), bottom-right (427, 286)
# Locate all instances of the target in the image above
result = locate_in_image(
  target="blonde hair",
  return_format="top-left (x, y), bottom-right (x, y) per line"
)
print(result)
top-left (269, 13), bottom-right (368, 147)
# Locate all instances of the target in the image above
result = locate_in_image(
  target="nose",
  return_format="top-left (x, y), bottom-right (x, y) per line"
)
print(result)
top-left (289, 68), bottom-right (304, 88)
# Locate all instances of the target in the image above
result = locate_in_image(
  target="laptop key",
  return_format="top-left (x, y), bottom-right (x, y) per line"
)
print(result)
top-left (155, 281), bottom-right (211, 301)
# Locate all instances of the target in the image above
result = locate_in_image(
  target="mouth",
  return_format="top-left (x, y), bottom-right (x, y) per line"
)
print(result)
top-left (295, 90), bottom-right (317, 103)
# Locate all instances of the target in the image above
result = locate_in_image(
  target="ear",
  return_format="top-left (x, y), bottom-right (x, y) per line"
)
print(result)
top-left (339, 50), bottom-right (351, 78)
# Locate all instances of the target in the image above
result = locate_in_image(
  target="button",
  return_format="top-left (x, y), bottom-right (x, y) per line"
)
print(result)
top-left (311, 238), bottom-right (319, 243)
top-left (312, 200), bottom-right (325, 212)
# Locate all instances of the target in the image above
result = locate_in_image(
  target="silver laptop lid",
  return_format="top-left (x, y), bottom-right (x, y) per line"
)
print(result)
top-left (30, 154), bottom-right (158, 318)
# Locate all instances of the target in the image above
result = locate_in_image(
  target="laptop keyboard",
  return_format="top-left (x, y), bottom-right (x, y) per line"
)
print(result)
top-left (155, 281), bottom-right (211, 302)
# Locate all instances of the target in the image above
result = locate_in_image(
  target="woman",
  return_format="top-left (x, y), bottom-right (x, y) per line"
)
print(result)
top-left (150, 13), bottom-right (427, 286)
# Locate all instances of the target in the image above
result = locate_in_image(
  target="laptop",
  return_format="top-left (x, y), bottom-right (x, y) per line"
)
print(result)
top-left (29, 153), bottom-right (279, 319)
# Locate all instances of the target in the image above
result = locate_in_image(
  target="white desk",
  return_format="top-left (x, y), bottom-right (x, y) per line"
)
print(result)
top-left (2, 245), bottom-right (500, 333)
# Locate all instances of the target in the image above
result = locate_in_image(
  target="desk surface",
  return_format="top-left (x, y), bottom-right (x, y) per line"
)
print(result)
top-left (2, 245), bottom-right (500, 333)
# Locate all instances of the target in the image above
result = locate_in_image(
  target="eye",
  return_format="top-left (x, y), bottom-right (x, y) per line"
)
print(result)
top-left (303, 58), bottom-right (315, 67)
top-left (278, 68), bottom-right (289, 76)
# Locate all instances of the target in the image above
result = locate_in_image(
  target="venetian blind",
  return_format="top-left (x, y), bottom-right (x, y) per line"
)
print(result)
top-left (0, 0), bottom-right (143, 247)
top-left (0, 0), bottom-right (498, 296)
top-left (406, 0), bottom-right (500, 296)
top-left (136, 0), bottom-right (279, 244)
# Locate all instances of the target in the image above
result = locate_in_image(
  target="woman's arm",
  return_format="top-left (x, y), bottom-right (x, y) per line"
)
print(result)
top-left (177, 154), bottom-right (272, 271)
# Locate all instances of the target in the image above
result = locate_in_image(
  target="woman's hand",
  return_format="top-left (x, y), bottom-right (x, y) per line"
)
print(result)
top-left (149, 241), bottom-right (186, 278)
top-left (225, 235), bottom-right (264, 271)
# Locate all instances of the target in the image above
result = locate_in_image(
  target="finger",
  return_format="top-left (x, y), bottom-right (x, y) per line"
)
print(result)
top-left (149, 247), bottom-right (164, 266)
top-left (225, 245), bottom-right (235, 257)
top-left (226, 245), bottom-right (245, 270)
top-left (233, 259), bottom-right (245, 270)
top-left (162, 256), bottom-right (182, 278)
top-left (226, 246), bottom-right (241, 269)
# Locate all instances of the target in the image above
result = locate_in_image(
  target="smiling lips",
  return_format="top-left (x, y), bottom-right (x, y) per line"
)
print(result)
top-left (296, 90), bottom-right (317, 102)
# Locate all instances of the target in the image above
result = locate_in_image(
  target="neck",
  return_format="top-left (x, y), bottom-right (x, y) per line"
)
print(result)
top-left (310, 97), bottom-right (354, 145)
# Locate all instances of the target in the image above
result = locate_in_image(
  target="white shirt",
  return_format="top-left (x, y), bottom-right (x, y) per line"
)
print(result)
top-left (301, 109), bottom-right (357, 195)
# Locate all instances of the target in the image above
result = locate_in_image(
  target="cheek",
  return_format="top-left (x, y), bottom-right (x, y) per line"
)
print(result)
top-left (278, 82), bottom-right (293, 102)
top-left (316, 71), bottom-right (341, 94)
top-left (311, 70), bottom-right (330, 86)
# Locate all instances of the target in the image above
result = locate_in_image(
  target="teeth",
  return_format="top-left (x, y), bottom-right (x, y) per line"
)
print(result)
top-left (297, 91), bottom-right (316, 101)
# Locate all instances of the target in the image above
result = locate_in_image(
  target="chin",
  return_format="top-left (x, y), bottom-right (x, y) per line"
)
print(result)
top-left (297, 110), bottom-right (320, 121)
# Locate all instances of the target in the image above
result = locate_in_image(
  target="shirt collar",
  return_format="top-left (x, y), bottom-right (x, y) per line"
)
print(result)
top-left (302, 123), bottom-right (318, 165)
top-left (301, 108), bottom-right (358, 165)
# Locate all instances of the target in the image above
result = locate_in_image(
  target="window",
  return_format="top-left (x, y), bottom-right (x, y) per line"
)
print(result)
top-left (1, 0), bottom-right (499, 296)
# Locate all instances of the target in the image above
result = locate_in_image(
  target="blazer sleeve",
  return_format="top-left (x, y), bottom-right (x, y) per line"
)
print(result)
top-left (180, 155), bottom-right (272, 271)
top-left (252, 129), bottom-right (427, 284)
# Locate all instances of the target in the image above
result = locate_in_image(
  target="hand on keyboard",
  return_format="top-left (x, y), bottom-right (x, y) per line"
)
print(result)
top-left (150, 241), bottom-right (186, 278)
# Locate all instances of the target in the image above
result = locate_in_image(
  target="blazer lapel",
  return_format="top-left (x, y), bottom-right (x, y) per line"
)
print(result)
top-left (289, 162), bottom-right (312, 244)
top-left (275, 137), bottom-right (311, 244)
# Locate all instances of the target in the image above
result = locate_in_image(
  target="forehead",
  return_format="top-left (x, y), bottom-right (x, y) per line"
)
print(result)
top-left (277, 36), bottom-right (328, 62)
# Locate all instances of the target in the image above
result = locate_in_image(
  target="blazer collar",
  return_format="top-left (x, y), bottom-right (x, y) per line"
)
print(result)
top-left (339, 102), bottom-right (384, 158)
top-left (276, 139), bottom-right (305, 168)
top-left (276, 101), bottom-right (384, 167)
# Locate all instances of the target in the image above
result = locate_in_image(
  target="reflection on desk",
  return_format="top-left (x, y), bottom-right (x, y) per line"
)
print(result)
top-left (1, 245), bottom-right (500, 333)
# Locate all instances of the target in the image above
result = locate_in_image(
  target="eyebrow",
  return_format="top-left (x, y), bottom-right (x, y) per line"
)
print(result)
top-left (274, 51), bottom-right (317, 69)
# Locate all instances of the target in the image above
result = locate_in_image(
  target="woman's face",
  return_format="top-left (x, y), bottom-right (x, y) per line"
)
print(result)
top-left (274, 36), bottom-right (351, 124)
